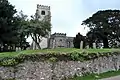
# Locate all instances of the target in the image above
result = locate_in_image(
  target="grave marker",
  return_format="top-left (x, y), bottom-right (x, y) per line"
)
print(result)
top-left (80, 41), bottom-right (83, 49)
top-left (93, 43), bottom-right (96, 49)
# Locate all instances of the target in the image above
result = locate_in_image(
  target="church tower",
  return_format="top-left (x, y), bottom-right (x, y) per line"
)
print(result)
top-left (36, 4), bottom-right (51, 37)
top-left (31, 4), bottom-right (51, 49)
top-left (36, 4), bottom-right (51, 21)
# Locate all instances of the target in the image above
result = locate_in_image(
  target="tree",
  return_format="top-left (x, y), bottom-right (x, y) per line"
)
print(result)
top-left (73, 33), bottom-right (86, 48)
top-left (27, 15), bottom-right (51, 49)
top-left (14, 11), bottom-right (30, 50)
top-left (0, 0), bottom-right (17, 51)
top-left (82, 10), bottom-right (120, 48)
top-left (86, 31), bottom-right (95, 48)
top-left (0, 0), bottom-right (30, 52)
top-left (86, 30), bottom-right (105, 48)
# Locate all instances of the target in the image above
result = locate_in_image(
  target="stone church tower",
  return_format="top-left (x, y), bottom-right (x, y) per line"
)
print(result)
top-left (36, 4), bottom-right (51, 21)
top-left (31, 4), bottom-right (51, 49)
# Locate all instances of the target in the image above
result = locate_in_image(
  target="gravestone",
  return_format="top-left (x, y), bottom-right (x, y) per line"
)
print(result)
top-left (18, 47), bottom-right (21, 51)
top-left (16, 47), bottom-right (19, 52)
top-left (86, 45), bottom-right (89, 49)
top-left (52, 40), bottom-right (56, 49)
top-left (16, 47), bottom-right (21, 51)
top-left (80, 41), bottom-right (83, 49)
top-left (33, 41), bottom-right (36, 50)
top-left (93, 43), bottom-right (96, 49)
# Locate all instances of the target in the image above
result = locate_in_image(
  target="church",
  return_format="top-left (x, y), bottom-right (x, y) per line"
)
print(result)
top-left (30, 4), bottom-right (74, 49)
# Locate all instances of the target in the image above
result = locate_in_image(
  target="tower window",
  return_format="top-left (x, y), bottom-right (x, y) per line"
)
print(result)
top-left (60, 39), bottom-right (62, 41)
top-left (41, 11), bottom-right (45, 15)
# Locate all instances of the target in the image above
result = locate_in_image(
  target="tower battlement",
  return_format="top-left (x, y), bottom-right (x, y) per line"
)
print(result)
top-left (52, 33), bottom-right (66, 37)
top-left (36, 4), bottom-right (51, 21)
top-left (37, 4), bottom-right (50, 10)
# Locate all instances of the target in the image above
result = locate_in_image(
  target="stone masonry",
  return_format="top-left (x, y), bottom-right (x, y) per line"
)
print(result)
top-left (48, 33), bottom-right (74, 48)
top-left (30, 4), bottom-right (51, 49)
top-left (0, 53), bottom-right (120, 80)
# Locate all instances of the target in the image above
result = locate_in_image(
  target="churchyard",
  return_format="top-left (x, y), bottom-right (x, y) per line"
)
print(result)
top-left (1, 0), bottom-right (120, 80)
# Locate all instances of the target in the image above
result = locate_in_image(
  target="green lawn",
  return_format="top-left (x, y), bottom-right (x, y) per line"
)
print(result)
top-left (69, 70), bottom-right (120, 80)
top-left (0, 48), bottom-right (120, 58)
top-left (0, 48), bottom-right (120, 77)
top-left (0, 48), bottom-right (77, 58)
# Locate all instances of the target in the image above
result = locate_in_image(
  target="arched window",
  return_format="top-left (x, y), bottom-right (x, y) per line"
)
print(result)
top-left (41, 11), bottom-right (45, 15)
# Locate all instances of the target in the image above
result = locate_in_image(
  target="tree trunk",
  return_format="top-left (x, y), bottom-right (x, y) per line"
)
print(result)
top-left (30, 34), bottom-right (41, 49)
top-left (103, 38), bottom-right (109, 48)
top-left (35, 42), bottom-right (41, 49)
top-left (95, 31), bottom-right (109, 48)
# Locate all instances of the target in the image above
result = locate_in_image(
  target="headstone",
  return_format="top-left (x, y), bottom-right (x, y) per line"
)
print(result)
top-left (26, 47), bottom-right (30, 50)
top-left (33, 41), bottom-right (35, 50)
top-left (93, 43), bottom-right (96, 49)
top-left (18, 47), bottom-right (21, 51)
top-left (53, 40), bottom-right (55, 49)
top-left (16, 47), bottom-right (21, 51)
top-left (80, 41), bottom-right (83, 49)
top-left (8, 46), bottom-right (10, 50)
top-left (16, 47), bottom-right (19, 52)
top-left (86, 45), bottom-right (89, 49)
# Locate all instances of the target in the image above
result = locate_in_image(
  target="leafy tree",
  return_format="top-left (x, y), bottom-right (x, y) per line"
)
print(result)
top-left (86, 31), bottom-right (95, 48)
top-left (82, 10), bottom-right (120, 48)
top-left (14, 11), bottom-right (30, 50)
top-left (27, 15), bottom-right (51, 49)
top-left (0, 0), bottom-right (17, 51)
top-left (0, 0), bottom-right (30, 51)
top-left (86, 30), bottom-right (104, 48)
top-left (0, 0), bottom-right (51, 51)
top-left (73, 33), bottom-right (86, 48)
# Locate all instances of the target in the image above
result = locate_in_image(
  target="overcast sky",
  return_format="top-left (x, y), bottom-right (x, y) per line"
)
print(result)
top-left (9, 0), bottom-right (120, 37)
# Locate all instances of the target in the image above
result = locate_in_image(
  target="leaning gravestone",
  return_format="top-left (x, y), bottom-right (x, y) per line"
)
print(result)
top-left (80, 41), bottom-right (83, 49)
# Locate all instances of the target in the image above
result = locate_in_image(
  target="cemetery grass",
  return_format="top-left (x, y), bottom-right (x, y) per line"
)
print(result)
top-left (0, 48), bottom-right (119, 58)
top-left (0, 48), bottom-right (120, 58)
top-left (69, 70), bottom-right (120, 80)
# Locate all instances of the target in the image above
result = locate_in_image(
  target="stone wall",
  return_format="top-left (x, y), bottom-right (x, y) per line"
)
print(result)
top-left (0, 54), bottom-right (120, 80)
top-left (49, 33), bottom-right (74, 48)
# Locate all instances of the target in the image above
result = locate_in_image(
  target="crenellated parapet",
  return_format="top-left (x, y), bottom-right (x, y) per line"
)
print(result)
top-left (52, 33), bottom-right (66, 37)
top-left (36, 4), bottom-right (51, 21)
top-left (37, 4), bottom-right (50, 10)
top-left (48, 33), bottom-right (74, 48)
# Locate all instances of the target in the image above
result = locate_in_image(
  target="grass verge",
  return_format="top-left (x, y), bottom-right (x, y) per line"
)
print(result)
top-left (0, 48), bottom-right (120, 66)
top-left (0, 48), bottom-right (119, 58)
